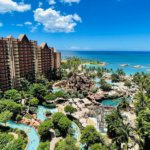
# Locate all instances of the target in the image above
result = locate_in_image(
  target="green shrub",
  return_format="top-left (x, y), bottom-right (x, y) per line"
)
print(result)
top-left (55, 91), bottom-right (65, 98)
top-left (37, 141), bottom-right (50, 150)
top-left (24, 114), bottom-right (33, 119)
top-left (44, 94), bottom-right (57, 101)
top-left (91, 87), bottom-right (98, 93)
top-left (6, 137), bottom-right (26, 150)
top-left (42, 103), bottom-right (56, 108)
top-left (64, 105), bottom-right (77, 115)
top-left (0, 133), bottom-right (14, 149)
top-left (82, 90), bottom-right (88, 97)
top-left (29, 107), bottom-right (37, 114)
top-left (78, 93), bottom-right (84, 99)
top-left (55, 129), bottom-right (61, 137)
top-left (38, 120), bottom-right (53, 138)
top-left (16, 114), bottom-right (22, 121)
top-left (29, 98), bottom-right (39, 106)
top-left (46, 111), bottom-right (52, 116)
top-left (124, 80), bottom-right (132, 87)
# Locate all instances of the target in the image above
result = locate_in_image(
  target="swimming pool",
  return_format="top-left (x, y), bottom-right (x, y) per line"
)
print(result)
top-left (100, 98), bottom-right (123, 107)
top-left (37, 105), bottom-right (58, 121)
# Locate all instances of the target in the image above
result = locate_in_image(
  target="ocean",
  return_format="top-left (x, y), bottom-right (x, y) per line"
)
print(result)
top-left (60, 50), bottom-right (150, 75)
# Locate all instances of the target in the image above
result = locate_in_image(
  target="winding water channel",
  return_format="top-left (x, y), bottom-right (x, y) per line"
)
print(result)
top-left (3, 105), bottom-right (81, 150)
top-left (3, 105), bottom-right (57, 150)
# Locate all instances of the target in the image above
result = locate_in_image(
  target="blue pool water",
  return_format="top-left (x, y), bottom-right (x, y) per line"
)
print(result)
top-left (71, 122), bottom-right (81, 140)
top-left (37, 105), bottom-right (58, 121)
top-left (100, 98), bottom-right (122, 107)
top-left (60, 50), bottom-right (150, 75)
top-left (6, 120), bottom-right (40, 150)
top-left (94, 77), bottom-right (112, 87)
top-left (52, 87), bottom-right (62, 93)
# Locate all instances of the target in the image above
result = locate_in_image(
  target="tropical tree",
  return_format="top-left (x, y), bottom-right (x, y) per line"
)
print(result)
top-left (116, 68), bottom-right (125, 76)
top-left (117, 97), bottom-right (130, 111)
top-left (111, 73), bottom-right (120, 83)
top-left (20, 78), bottom-right (30, 91)
top-left (0, 111), bottom-right (13, 126)
top-left (0, 100), bottom-right (22, 117)
top-left (38, 119), bottom-right (53, 140)
top-left (124, 80), bottom-right (132, 87)
top-left (64, 105), bottom-right (77, 115)
top-left (36, 75), bottom-right (49, 86)
top-left (136, 109), bottom-right (150, 149)
top-left (52, 112), bottom-right (72, 137)
top-left (105, 109), bottom-right (131, 149)
top-left (90, 143), bottom-right (107, 150)
top-left (30, 83), bottom-right (47, 101)
top-left (55, 136), bottom-right (80, 150)
top-left (52, 112), bottom-right (65, 125)
top-left (100, 79), bottom-right (112, 91)
top-left (29, 98), bottom-right (39, 106)
top-left (4, 89), bottom-right (21, 102)
top-left (80, 125), bottom-right (104, 150)
top-left (134, 92), bottom-right (148, 114)
top-left (37, 141), bottom-right (49, 150)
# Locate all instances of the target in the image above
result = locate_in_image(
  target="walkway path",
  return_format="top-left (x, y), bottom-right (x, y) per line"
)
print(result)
top-left (50, 131), bottom-right (62, 150)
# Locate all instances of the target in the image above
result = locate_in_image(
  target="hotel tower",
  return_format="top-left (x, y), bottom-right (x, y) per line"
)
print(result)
top-left (0, 34), bottom-right (61, 91)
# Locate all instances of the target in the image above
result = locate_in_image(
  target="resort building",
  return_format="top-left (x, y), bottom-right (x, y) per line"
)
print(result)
top-left (37, 43), bottom-right (54, 81)
top-left (54, 51), bottom-right (61, 69)
top-left (0, 34), bottom-right (61, 91)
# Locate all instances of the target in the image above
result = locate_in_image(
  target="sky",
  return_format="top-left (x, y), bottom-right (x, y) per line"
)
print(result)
top-left (0, 0), bottom-right (150, 51)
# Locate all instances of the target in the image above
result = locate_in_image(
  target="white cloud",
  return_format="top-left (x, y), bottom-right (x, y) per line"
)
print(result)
top-left (0, 22), bottom-right (3, 27)
top-left (49, 0), bottom-right (56, 5)
top-left (34, 8), bottom-right (81, 33)
top-left (30, 23), bottom-right (40, 32)
top-left (24, 21), bottom-right (32, 25)
top-left (38, 1), bottom-right (43, 7)
top-left (60, 0), bottom-right (80, 4)
top-left (0, 0), bottom-right (31, 14)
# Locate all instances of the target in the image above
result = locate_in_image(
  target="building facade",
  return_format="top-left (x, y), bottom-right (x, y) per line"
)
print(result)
top-left (37, 43), bottom-right (53, 81)
top-left (0, 34), bottom-right (61, 91)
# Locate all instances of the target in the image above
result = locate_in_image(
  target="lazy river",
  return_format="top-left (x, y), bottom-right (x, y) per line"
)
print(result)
top-left (1, 105), bottom-right (58, 150)
top-left (1, 104), bottom-right (98, 150)
top-left (6, 120), bottom-right (40, 150)
top-left (37, 105), bottom-right (58, 121)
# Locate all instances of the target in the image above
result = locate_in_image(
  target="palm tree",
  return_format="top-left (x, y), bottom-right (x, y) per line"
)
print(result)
top-left (136, 110), bottom-right (150, 149)
top-left (118, 97), bottom-right (130, 111)
top-left (105, 110), bottom-right (131, 150)
top-left (134, 92), bottom-right (147, 114)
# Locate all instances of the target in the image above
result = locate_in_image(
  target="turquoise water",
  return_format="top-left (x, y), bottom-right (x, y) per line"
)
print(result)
top-left (52, 87), bottom-right (62, 93)
top-left (0, 105), bottom-right (58, 150)
top-left (94, 77), bottom-right (112, 87)
top-left (6, 120), bottom-right (40, 150)
top-left (100, 98), bottom-right (122, 107)
top-left (37, 105), bottom-right (58, 121)
top-left (61, 50), bottom-right (150, 75)
top-left (71, 122), bottom-right (81, 140)
top-left (71, 123), bottom-right (85, 150)
top-left (37, 106), bottom-right (82, 149)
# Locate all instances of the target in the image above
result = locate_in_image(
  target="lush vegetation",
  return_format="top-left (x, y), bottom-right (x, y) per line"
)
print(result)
top-left (37, 141), bottom-right (50, 150)
top-left (52, 112), bottom-right (72, 137)
top-left (38, 119), bottom-right (53, 141)
top-left (100, 79), bottom-right (112, 91)
top-left (0, 57), bottom-right (149, 150)
top-left (0, 126), bottom-right (27, 150)
top-left (0, 111), bottom-right (13, 125)
top-left (104, 73), bottom-right (150, 150)
top-left (55, 136), bottom-right (79, 150)
top-left (64, 105), bottom-right (77, 115)
top-left (80, 125), bottom-right (104, 150)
